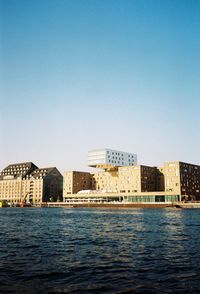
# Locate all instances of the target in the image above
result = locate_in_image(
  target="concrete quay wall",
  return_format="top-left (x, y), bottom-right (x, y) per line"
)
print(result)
top-left (43, 202), bottom-right (173, 208)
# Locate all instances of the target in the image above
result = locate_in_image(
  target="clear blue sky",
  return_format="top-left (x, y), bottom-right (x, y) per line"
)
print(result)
top-left (0, 0), bottom-right (200, 172)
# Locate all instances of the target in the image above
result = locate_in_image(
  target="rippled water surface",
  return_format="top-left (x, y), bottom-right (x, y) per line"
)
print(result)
top-left (0, 208), bottom-right (200, 293)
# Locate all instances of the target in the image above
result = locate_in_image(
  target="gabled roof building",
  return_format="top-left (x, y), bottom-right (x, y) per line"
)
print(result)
top-left (0, 162), bottom-right (63, 204)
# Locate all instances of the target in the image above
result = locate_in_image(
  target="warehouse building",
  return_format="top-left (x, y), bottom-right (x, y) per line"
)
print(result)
top-left (0, 162), bottom-right (63, 204)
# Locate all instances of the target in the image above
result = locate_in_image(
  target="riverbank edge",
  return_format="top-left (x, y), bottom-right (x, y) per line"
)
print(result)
top-left (41, 202), bottom-right (173, 208)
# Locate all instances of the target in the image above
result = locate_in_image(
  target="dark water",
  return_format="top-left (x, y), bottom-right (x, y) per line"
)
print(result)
top-left (0, 208), bottom-right (200, 294)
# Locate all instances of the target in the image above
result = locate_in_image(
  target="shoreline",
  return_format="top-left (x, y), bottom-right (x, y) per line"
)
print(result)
top-left (41, 202), bottom-right (173, 209)
top-left (3, 202), bottom-right (200, 209)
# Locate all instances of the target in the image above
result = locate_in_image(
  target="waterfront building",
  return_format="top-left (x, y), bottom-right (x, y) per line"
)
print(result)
top-left (63, 171), bottom-right (91, 195)
top-left (63, 150), bottom-right (200, 203)
top-left (162, 161), bottom-right (200, 201)
top-left (91, 170), bottom-right (119, 192)
top-left (90, 165), bottom-right (158, 194)
top-left (0, 162), bottom-right (37, 203)
top-left (63, 164), bottom-right (164, 198)
top-left (118, 165), bottom-right (158, 193)
top-left (0, 162), bottom-right (63, 204)
top-left (2, 157), bottom-right (200, 205)
top-left (87, 148), bottom-right (137, 169)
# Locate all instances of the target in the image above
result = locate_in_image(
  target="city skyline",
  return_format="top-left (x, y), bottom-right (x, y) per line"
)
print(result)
top-left (1, 158), bottom-right (200, 204)
top-left (1, 0), bottom-right (200, 173)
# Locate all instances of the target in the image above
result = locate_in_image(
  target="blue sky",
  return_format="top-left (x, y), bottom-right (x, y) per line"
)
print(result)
top-left (0, 0), bottom-right (200, 172)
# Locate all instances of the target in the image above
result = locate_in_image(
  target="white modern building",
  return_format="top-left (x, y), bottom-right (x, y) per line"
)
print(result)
top-left (87, 148), bottom-right (137, 169)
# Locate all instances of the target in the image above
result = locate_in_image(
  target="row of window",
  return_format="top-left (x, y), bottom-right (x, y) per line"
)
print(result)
top-left (106, 151), bottom-right (135, 158)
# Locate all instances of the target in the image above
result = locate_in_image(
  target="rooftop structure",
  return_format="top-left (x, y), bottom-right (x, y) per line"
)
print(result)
top-left (87, 148), bottom-right (137, 170)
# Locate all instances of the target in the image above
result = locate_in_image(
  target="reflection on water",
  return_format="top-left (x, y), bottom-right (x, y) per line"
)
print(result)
top-left (0, 208), bottom-right (200, 293)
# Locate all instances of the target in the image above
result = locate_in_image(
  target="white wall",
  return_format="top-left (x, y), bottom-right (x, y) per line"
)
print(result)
top-left (88, 149), bottom-right (137, 167)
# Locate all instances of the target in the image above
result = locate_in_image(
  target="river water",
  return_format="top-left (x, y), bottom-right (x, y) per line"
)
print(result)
top-left (0, 207), bottom-right (200, 293)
